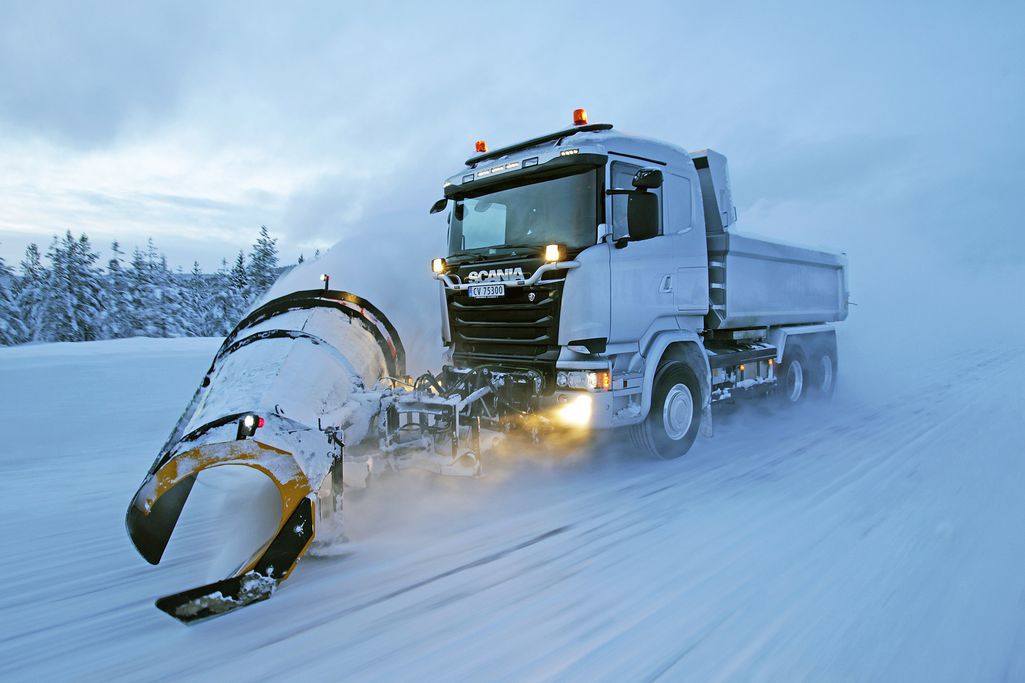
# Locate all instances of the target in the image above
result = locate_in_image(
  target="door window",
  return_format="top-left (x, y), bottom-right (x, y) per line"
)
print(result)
top-left (667, 173), bottom-right (693, 232)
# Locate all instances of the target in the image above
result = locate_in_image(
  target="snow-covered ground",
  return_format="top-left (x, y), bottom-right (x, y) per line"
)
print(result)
top-left (1, 334), bottom-right (1025, 681)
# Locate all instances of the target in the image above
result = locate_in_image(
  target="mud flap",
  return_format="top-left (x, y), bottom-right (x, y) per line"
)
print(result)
top-left (155, 496), bottom-right (314, 623)
top-left (701, 403), bottom-right (714, 438)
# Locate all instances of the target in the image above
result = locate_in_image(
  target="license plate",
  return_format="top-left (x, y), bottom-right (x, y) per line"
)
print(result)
top-left (468, 284), bottom-right (505, 299)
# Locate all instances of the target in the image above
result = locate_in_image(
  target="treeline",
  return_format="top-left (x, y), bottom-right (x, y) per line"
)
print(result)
top-left (0, 226), bottom-right (301, 346)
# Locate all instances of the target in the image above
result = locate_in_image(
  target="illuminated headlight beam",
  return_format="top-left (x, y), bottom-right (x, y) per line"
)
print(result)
top-left (556, 394), bottom-right (593, 427)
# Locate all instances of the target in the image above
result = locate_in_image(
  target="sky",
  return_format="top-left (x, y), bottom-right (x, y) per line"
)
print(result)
top-left (1, 0), bottom-right (1023, 291)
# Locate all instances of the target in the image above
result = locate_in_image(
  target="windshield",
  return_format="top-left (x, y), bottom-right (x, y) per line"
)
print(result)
top-left (448, 169), bottom-right (598, 255)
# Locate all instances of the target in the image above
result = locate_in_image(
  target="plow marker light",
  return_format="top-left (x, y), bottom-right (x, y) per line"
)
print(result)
top-left (236, 414), bottom-right (264, 440)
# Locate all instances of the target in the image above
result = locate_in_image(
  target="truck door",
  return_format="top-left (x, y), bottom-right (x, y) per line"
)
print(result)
top-left (665, 171), bottom-right (709, 317)
top-left (608, 158), bottom-right (680, 343)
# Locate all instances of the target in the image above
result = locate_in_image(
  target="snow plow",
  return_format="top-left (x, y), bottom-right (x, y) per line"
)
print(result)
top-left (128, 111), bottom-right (848, 623)
top-left (125, 288), bottom-right (488, 623)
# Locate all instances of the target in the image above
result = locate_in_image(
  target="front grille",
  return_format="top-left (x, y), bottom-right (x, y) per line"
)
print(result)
top-left (448, 281), bottom-right (564, 381)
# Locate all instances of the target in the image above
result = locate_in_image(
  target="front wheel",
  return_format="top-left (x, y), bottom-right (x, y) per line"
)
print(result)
top-left (631, 362), bottom-right (702, 459)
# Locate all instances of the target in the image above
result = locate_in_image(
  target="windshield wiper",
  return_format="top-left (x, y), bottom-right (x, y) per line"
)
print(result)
top-left (451, 244), bottom-right (543, 261)
top-left (490, 243), bottom-right (544, 254)
top-left (448, 252), bottom-right (490, 264)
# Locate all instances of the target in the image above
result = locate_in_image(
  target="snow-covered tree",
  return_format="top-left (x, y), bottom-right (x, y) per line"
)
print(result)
top-left (38, 231), bottom-right (105, 342)
top-left (0, 255), bottom-right (22, 345)
top-left (15, 243), bottom-right (48, 342)
top-left (156, 253), bottom-right (188, 338)
top-left (229, 250), bottom-right (248, 295)
top-left (103, 241), bottom-right (132, 339)
top-left (224, 249), bottom-right (250, 323)
top-left (183, 261), bottom-right (210, 336)
top-left (246, 225), bottom-right (278, 301)
top-left (123, 246), bottom-right (153, 336)
top-left (205, 258), bottom-right (241, 335)
top-left (125, 240), bottom-right (186, 338)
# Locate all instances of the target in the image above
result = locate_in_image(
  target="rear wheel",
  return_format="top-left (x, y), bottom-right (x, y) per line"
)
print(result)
top-left (777, 345), bottom-right (807, 406)
top-left (810, 347), bottom-right (838, 399)
top-left (631, 362), bottom-right (702, 459)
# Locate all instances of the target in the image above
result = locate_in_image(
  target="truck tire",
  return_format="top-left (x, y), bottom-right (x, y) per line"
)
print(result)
top-left (809, 344), bottom-right (838, 399)
top-left (777, 344), bottom-right (807, 406)
top-left (631, 361), bottom-right (702, 459)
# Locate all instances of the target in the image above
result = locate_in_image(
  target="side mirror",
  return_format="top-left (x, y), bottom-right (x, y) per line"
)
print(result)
top-left (429, 198), bottom-right (448, 214)
top-left (627, 192), bottom-right (659, 241)
top-left (632, 168), bottom-right (663, 190)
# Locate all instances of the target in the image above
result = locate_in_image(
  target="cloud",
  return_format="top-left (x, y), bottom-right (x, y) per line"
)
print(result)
top-left (0, 1), bottom-right (225, 146)
top-left (0, 0), bottom-right (1022, 284)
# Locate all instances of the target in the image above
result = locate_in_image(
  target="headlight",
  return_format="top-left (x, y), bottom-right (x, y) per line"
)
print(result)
top-left (544, 244), bottom-right (565, 263)
top-left (432, 257), bottom-right (447, 274)
top-left (556, 394), bottom-right (592, 427)
top-left (555, 370), bottom-right (611, 391)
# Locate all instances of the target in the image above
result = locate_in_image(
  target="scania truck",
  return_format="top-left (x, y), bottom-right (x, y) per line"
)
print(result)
top-left (428, 109), bottom-right (848, 458)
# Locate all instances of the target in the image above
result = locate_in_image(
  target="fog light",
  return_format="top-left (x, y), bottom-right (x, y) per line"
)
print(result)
top-left (556, 394), bottom-right (592, 427)
top-left (556, 371), bottom-right (569, 387)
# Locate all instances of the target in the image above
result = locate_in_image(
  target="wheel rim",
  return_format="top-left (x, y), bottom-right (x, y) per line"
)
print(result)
top-left (785, 361), bottom-right (804, 402)
top-left (819, 355), bottom-right (833, 392)
top-left (662, 383), bottom-right (694, 440)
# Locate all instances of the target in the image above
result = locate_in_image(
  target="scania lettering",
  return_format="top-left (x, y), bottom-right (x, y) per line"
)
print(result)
top-left (466, 267), bottom-right (525, 282)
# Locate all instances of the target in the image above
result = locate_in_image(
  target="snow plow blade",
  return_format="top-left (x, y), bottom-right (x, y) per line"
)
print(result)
top-left (155, 573), bottom-right (277, 624)
top-left (126, 289), bottom-right (404, 622)
top-left (154, 497), bottom-right (313, 624)
top-left (126, 438), bottom-right (316, 623)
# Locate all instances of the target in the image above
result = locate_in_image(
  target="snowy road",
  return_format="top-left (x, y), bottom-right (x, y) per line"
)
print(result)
top-left (1, 337), bottom-right (1024, 681)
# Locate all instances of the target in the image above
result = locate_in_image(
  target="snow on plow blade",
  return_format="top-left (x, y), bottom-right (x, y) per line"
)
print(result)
top-left (126, 289), bottom-right (404, 623)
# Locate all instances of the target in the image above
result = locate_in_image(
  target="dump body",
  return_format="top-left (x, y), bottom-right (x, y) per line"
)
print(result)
top-left (691, 149), bottom-right (848, 330)
top-left (706, 231), bottom-right (849, 329)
